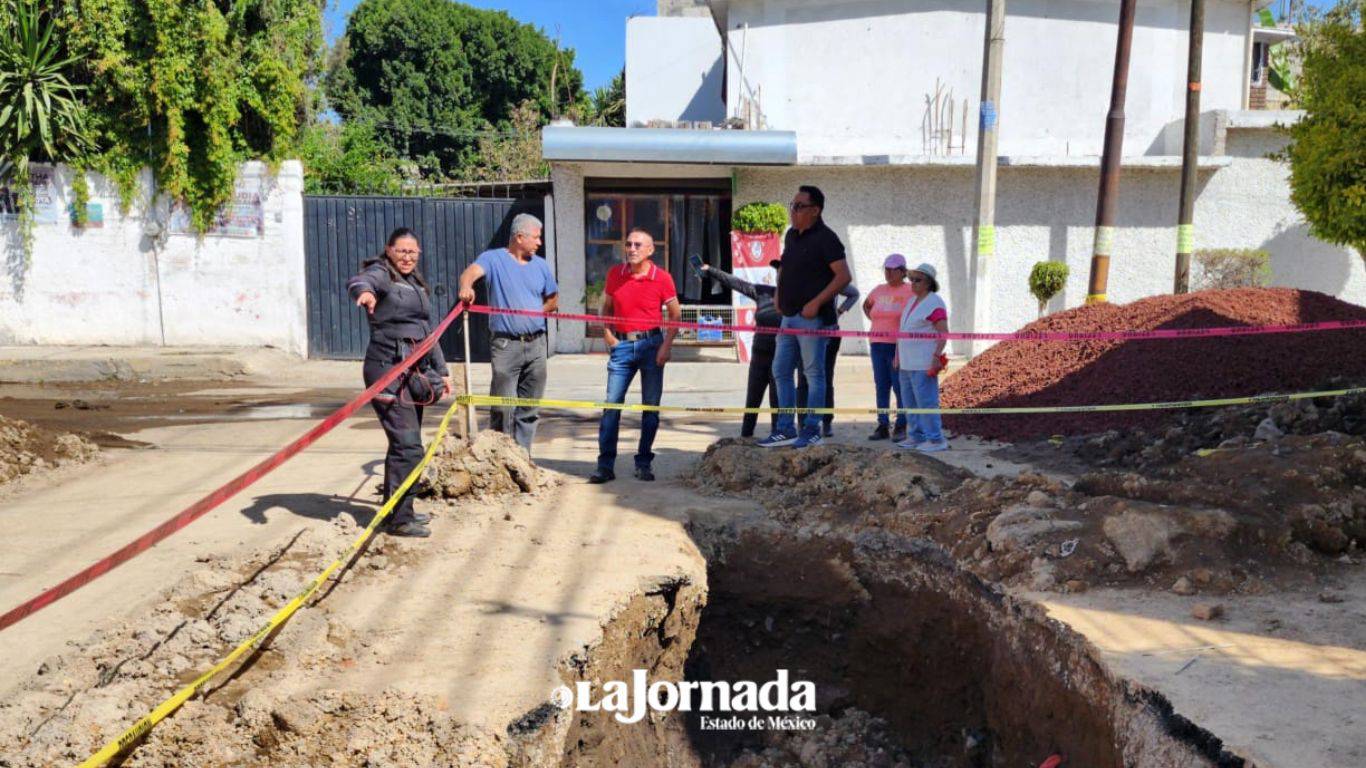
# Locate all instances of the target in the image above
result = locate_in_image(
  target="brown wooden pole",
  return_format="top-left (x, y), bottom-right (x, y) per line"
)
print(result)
top-left (1174, 0), bottom-right (1205, 293)
top-left (1086, 0), bottom-right (1139, 304)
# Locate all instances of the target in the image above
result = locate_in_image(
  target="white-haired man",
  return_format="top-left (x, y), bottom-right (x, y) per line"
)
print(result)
top-left (459, 213), bottom-right (558, 452)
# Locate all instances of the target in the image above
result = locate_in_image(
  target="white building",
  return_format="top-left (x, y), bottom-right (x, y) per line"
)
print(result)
top-left (543, 0), bottom-right (1363, 354)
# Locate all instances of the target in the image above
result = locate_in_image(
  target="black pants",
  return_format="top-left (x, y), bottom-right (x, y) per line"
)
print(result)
top-left (797, 335), bottom-right (841, 427)
top-left (743, 338), bottom-right (780, 438)
top-left (363, 360), bottom-right (425, 525)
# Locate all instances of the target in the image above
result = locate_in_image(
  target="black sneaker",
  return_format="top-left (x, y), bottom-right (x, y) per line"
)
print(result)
top-left (868, 424), bottom-right (890, 441)
top-left (387, 521), bottom-right (431, 538)
top-left (588, 470), bottom-right (616, 484)
top-left (634, 466), bottom-right (655, 482)
top-left (822, 423), bottom-right (834, 438)
top-left (891, 425), bottom-right (908, 443)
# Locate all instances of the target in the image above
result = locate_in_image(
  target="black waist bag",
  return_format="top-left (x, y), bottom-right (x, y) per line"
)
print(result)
top-left (394, 338), bottom-right (445, 405)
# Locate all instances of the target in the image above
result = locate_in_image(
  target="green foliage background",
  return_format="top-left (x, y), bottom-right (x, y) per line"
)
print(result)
top-left (731, 202), bottom-right (788, 234)
top-left (325, 0), bottom-right (584, 179)
top-left (1285, 0), bottom-right (1366, 260)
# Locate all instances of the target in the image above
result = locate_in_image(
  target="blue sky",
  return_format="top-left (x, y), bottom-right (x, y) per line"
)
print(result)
top-left (324, 0), bottom-right (657, 92)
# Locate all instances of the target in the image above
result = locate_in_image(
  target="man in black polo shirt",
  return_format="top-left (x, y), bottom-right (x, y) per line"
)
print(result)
top-left (757, 185), bottom-right (852, 448)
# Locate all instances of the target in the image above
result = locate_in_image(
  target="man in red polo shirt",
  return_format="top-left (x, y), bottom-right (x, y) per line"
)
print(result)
top-left (589, 227), bottom-right (682, 484)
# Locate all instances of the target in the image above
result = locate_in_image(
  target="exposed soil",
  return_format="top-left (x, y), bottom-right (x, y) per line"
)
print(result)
top-left (0, 414), bottom-right (99, 487)
top-left (691, 436), bottom-right (1362, 597)
top-left (425, 430), bottom-right (555, 501)
top-left (941, 288), bottom-right (1366, 441)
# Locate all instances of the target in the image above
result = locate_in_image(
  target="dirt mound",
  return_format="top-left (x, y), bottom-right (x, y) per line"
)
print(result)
top-left (942, 288), bottom-right (1366, 441)
top-left (723, 709), bottom-right (916, 768)
top-left (0, 414), bottom-right (98, 486)
top-left (692, 439), bottom-right (971, 518)
top-left (690, 438), bottom-right (1362, 596)
top-left (424, 430), bottom-right (553, 500)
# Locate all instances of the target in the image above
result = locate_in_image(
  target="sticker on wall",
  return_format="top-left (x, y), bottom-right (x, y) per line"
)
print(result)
top-left (0, 165), bottom-right (62, 224)
top-left (596, 203), bottom-right (613, 222)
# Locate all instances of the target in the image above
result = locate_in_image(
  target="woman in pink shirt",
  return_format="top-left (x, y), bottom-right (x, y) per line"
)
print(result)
top-left (861, 253), bottom-right (916, 441)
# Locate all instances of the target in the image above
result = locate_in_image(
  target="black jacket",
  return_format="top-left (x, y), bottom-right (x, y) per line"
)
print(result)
top-left (347, 258), bottom-right (448, 371)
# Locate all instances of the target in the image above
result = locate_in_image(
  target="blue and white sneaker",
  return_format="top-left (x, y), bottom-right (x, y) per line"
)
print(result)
top-left (895, 437), bottom-right (925, 450)
top-left (916, 439), bottom-right (950, 453)
top-left (792, 431), bottom-right (823, 449)
top-left (756, 432), bottom-right (797, 448)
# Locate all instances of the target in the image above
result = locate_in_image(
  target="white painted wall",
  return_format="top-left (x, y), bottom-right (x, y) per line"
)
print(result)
top-left (0, 161), bottom-right (308, 355)
top-left (718, 0), bottom-right (1252, 158)
top-left (626, 16), bottom-right (726, 126)
top-left (734, 126), bottom-right (1362, 355)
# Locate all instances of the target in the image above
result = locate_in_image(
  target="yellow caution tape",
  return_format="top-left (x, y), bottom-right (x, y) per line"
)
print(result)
top-left (460, 386), bottom-right (1366, 417)
top-left (78, 399), bottom-right (463, 768)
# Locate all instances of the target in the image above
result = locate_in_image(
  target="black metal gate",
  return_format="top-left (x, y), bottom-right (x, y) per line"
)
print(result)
top-left (304, 195), bottom-right (543, 361)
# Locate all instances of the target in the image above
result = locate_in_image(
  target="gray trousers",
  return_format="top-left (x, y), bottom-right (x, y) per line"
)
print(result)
top-left (489, 334), bottom-right (548, 452)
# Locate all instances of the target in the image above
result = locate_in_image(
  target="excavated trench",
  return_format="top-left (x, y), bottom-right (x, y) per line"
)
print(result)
top-left (540, 522), bottom-right (1244, 768)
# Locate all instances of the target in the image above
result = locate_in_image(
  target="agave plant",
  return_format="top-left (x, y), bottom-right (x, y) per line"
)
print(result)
top-left (0, 0), bottom-right (92, 171)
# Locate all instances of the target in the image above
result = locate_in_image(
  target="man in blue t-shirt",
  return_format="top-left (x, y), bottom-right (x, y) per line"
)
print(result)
top-left (458, 213), bottom-right (559, 452)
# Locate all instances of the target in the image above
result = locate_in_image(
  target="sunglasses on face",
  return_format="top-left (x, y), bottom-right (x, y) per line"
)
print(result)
top-left (908, 276), bottom-right (925, 283)
top-left (625, 241), bottom-right (649, 249)
top-left (789, 202), bottom-right (816, 211)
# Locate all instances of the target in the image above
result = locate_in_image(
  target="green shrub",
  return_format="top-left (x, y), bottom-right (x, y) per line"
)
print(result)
top-left (731, 202), bottom-right (788, 234)
top-left (1193, 248), bottom-right (1271, 290)
top-left (1028, 261), bottom-right (1069, 316)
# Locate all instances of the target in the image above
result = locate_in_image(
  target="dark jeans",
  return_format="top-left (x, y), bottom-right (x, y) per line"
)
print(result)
top-left (596, 334), bottom-right (664, 473)
top-left (489, 334), bottom-right (548, 453)
top-left (363, 360), bottom-right (425, 525)
top-left (869, 342), bottom-right (907, 429)
top-left (743, 338), bottom-right (779, 438)
top-left (797, 335), bottom-right (842, 427)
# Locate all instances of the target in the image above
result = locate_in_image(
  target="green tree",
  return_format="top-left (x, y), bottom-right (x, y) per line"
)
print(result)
top-left (1285, 0), bottom-right (1366, 261)
top-left (326, 0), bottom-right (584, 179)
top-left (585, 69), bottom-right (625, 127)
top-left (296, 120), bottom-right (409, 194)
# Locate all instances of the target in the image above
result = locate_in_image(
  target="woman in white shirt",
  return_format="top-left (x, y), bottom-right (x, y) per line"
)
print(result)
top-left (893, 262), bottom-right (949, 452)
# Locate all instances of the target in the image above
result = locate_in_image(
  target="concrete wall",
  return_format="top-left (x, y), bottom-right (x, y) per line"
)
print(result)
top-left (626, 16), bottom-right (726, 126)
top-left (0, 161), bottom-right (308, 355)
top-left (734, 129), bottom-right (1363, 354)
top-left (719, 0), bottom-right (1251, 158)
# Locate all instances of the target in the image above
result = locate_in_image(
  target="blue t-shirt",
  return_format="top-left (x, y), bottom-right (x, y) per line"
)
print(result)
top-left (474, 248), bottom-right (559, 335)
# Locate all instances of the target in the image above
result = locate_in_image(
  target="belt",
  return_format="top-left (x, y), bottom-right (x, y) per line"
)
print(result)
top-left (493, 330), bottom-right (546, 342)
top-left (620, 328), bottom-right (662, 341)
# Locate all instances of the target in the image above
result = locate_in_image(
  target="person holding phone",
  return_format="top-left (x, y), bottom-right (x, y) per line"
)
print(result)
top-left (691, 255), bottom-right (780, 438)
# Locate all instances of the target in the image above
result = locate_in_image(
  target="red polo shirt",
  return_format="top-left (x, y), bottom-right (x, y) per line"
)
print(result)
top-left (605, 261), bottom-right (677, 334)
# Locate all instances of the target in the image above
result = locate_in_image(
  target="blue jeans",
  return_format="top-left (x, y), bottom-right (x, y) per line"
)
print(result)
top-left (899, 369), bottom-right (943, 442)
top-left (597, 335), bottom-right (664, 472)
top-left (869, 343), bottom-right (907, 429)
top-left (772, 314), bottom-right (830, 437)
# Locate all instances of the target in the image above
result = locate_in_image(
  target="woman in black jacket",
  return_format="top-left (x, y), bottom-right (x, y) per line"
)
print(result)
top-left (347, 228), bottom-right (452, 538)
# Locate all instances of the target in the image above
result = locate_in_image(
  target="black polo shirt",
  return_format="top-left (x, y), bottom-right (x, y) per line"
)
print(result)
top-left (777, 219), bottom-right (847, 325)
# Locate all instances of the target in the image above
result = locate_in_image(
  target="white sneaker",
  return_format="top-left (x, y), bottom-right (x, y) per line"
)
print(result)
top-left (895, 438), bottom-right (924, 450)
top-left (916, 439), bottom-right (950, 453)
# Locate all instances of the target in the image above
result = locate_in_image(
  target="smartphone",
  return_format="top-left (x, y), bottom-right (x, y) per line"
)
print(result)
top-left (689, 255), bottom-right (704, 271)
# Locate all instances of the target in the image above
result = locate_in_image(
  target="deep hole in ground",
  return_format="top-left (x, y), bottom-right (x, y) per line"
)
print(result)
top-left (551, 521), bottom-right (1246, 768)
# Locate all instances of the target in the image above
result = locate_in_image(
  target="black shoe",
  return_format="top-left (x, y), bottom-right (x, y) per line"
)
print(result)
top-left (588, 470), bottom-right (615, 484)
top-left (634, 466), bottom-right (655, 482)
top-left (386, 521), bottom-right (431, 538)
top-left (868, 424), bottom-right (890, 441)
top-left (891, 426), bottom-right (908, 443)
top-left (822, 423), bottom-right (834, 438)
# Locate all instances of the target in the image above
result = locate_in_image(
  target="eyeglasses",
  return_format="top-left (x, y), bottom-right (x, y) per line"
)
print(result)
top-left (625, 241), bottom-right (650, 249)
top-left (789, 202), bottom-right (817, 212)
top-left (391, 248), bottom-right (420, 257)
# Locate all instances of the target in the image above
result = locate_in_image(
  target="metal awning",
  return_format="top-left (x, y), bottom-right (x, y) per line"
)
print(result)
top-left (542, 126), bottom-right (797, 166)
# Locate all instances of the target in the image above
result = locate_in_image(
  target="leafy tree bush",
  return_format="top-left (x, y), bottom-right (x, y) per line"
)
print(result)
top-left (1285, 0), bottom-right (1366, 262)
top-left (297, 120), bottom-right (409, 195)
top-left (731, 202), bottom-right (788, 234)
top-left (1028, 261), bottom-right (1069, 317)
top-left (326, 0), bottom-right (583, 179)
top-left (1193, 248), bottom-right (1271, 290)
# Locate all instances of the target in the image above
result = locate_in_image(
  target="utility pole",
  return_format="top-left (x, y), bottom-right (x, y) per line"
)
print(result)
top-left (1174, 0), bottom-right (1205, 293)
top-left (1085, 0), bottom-right (1138, 304)
top-left (970, 0), bottom-right (1005, 353)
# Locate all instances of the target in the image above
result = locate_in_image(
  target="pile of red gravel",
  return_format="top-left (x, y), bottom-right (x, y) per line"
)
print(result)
top-left (941, 288), bottom-right (1366, 442)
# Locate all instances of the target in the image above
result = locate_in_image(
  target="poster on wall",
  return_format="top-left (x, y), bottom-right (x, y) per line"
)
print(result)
top-left (0, 165), bottom-right (63, 224)
top-left (729, 231), bottom-right (781, 363)
top-left (168, 176), bottom-right (265, 237)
